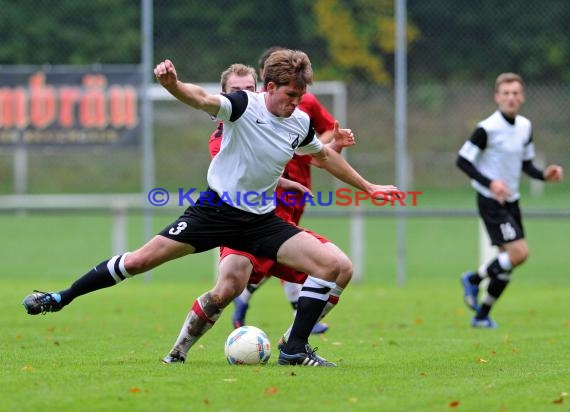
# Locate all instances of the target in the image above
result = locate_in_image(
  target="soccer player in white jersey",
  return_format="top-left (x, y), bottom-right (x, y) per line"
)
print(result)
top-left (161, 63), bottom-right (354, 366)
top-left (457, 72), bottom-right (564, 328)
top-left (22, 50), bottom-right (398, 366)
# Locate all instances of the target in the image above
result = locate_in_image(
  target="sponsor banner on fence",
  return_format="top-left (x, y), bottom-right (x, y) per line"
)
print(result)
top-left (0, 66), bottom-right (141, 146)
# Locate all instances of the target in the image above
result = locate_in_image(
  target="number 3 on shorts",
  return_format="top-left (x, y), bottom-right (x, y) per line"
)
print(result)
top-left (169, 222), bottom-right (188, 236)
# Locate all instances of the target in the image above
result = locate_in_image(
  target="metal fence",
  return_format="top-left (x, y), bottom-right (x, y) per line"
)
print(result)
top-left (1, 1), bottom-right (568, 195)
top-left (1, 1), bottom-right (568, 283)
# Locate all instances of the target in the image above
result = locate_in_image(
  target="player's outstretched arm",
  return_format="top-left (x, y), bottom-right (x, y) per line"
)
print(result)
top-left (313, 146), bottom-right (398, 200)
top-left (154, 59), bottom-right (221, 116)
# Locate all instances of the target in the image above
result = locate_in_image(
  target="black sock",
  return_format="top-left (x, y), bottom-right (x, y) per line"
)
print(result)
top-left (476, 272), bottom-right (511, 319)
top-left (477, 302), bottom-right (491, 319)
top-left (283, 276), bottom-right (334, 353)
top-left (488, 275), bottom-right (510, 299)
top-left (468, 272), bottom-right (481, 285)
top-left (485, 258), bottom-right (504, 278)
top-left (59, 255), bottom-right (131, 306)
top-left (246, 284), bottom-right (258, 294)
top-left (285, 296), bottom-right (328, 353)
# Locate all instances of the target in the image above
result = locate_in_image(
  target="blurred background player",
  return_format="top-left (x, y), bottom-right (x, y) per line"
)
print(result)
top-left (457, 72), bottom-right (564, 328)
top-left (227, 46), bottom-right (343, 334)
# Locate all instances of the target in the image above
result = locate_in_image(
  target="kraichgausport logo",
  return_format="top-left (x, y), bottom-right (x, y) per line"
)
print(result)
top-left (147, 188), bottom-right (422, 207)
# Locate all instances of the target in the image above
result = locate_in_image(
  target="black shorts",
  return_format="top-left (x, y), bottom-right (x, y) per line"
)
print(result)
top-left (158, 189), bottom-right (301, 260)
top-left (477, 193), bottom-right (525, 246)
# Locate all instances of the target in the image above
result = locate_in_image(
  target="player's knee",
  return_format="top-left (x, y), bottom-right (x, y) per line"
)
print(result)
top-left (317, 254), bottom-right (341, 281)
top-left (123, 252), bottom-right (148, 275)
top-left (214, 271), bottom-right (249, 304)
top-left (336, 255), bottom-right (353, 287)
top-left (513, 246), bottom-right (529, 266)
top-left (507, 243), bottom-right (529, 266)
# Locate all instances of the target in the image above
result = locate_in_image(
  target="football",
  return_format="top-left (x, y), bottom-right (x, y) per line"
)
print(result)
top-left (224, 325), bottom-right (272, 365)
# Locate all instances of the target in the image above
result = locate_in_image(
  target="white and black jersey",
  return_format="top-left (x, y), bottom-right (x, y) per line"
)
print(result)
top-left (458, 110), bottom-right (535, 202)
top-left (207, 90), bottom-right (323, 214)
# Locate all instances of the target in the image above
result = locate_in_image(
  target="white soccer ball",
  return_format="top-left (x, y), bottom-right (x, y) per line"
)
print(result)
top-left (224, 326), bottom-right (271, 365)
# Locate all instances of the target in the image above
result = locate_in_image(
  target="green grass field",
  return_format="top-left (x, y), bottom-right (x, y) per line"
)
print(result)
top-left (1, 198), bottom-right (569, 411)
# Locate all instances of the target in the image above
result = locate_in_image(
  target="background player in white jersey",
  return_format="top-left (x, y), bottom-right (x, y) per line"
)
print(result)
top-left (456, 72), bottom-right (564, 328)
top-left (23, 50), bottom-right (398, 367)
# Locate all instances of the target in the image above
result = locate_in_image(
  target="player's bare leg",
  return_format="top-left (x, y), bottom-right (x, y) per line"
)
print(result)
top-left (231, 276), bottom-right (270, 328)
top-left (162, 254), bottom-right (252, 363)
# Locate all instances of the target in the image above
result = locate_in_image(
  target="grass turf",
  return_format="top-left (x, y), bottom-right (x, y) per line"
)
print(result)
top-left (1, 202), bottom-right (569, 411)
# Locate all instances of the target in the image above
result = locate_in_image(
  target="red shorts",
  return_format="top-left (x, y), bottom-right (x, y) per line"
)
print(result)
top-left (218, 229), bottom-right (329, 285)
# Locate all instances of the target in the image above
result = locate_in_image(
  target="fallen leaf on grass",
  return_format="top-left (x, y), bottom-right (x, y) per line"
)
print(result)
top-left (265, 387), bottom-right (279, 396)
top-left (128, 387), bottom-right (141, 394)
top-left (448, 400), bottom-right (459, 408)
top-left (348, 397), bottom-right (358, 404)
top-left (203, 399), bottom-right (210, 405)
top-left (477, 358), bottom-right (488, 364)
top-left (419, 372), bottom-right (428, 377)
top-left (21, 365), bottom-right (33, 371)
top-left (552, 397), bottom-right (564, 404)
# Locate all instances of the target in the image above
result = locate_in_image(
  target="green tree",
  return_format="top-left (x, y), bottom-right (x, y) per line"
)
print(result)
top-left (153, 0), bottom-right (328, 82)
top-left (408, 0), bottom-right (570, 83)
top-left (312, 0), bottom-right (419, 85)
top-left (0, 0), bottom-right (140, 65)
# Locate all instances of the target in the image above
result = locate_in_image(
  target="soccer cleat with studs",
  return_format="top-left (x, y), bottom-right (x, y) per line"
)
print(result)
top-left (22, 290), bottom-right (63, 315)
top-left (471, 316), bottom-right (498, 329)
top-left (461, 271), bottom-right (480, 312)
top-left (161, 352), bottom-right (186, 364)
top-left (278, 344), bottom-right (337, 367)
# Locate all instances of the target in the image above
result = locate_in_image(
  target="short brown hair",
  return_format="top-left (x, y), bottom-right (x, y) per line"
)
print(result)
top-left (262, 49), bottom-right (313, 89)
top-left (220, 63), bottom-right (257, 93)
top-left (495, 72), bottom-right (524, 91)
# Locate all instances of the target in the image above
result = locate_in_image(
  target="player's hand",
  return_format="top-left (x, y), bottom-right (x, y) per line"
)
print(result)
top-left (278, 177), bottom-right (314, 197)
top-left (368, 184), bottom-right (401, 202)
top-left (543, 165), bottom-right (564, 182)
top-left (330, 120), bottom-right (356, 151)
top-left (154, 59), bottom-right (178, 88)
top-left (490, 180), bottom-right (512, 204)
